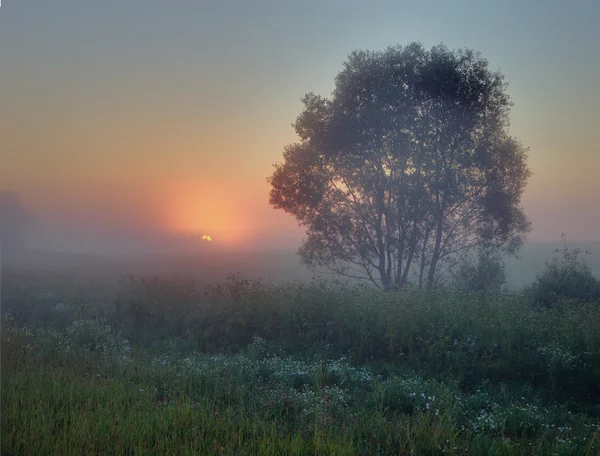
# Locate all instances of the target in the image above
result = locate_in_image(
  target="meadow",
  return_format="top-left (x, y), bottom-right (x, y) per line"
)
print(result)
top-left (2, 270), bottom-right (600, 455)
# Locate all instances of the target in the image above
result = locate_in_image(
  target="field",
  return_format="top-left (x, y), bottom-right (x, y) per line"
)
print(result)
top-left (2, 272), bottom-right (600, 455)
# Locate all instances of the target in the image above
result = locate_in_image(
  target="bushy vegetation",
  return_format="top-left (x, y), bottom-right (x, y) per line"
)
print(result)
top-left (527, 237), bottom-right (600, 308)
top-left (2, 271), bottom-right (600, 455)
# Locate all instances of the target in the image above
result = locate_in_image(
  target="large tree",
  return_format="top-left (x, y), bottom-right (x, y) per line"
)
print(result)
top-left (268, 43), bottom-right (531, 289)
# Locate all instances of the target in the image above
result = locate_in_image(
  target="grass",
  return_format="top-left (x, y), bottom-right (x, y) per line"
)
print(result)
top-left (2, 274), bottom-right (600, 455)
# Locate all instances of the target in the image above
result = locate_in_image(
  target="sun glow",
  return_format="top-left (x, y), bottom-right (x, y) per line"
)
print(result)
top-left (164, 180), bottom-right (251, 246)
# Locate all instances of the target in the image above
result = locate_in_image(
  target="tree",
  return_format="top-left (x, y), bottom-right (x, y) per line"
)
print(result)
top-left (268, 43), bottom-right (531, 289)
top-left (453, 249), bottom-right (507, 297)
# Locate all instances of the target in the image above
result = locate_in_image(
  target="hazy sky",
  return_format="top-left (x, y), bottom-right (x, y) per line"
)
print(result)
top-left (1, 0), bottom-right (599, 252)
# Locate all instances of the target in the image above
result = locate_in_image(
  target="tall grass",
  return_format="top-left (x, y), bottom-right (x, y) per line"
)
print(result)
top-left (2, 274), bottom-right (599, 455)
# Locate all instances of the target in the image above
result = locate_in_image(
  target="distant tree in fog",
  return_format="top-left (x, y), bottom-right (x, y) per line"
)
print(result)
top-left (0, 191), bottom-right (32, 251)
top-left (453, 249), bottom-right (507, 297)
top-left (268, 42), bottom-right (531, 289)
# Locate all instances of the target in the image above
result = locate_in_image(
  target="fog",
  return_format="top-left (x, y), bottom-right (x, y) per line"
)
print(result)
top-left (1, 190), bottom-right (598, 291)
top-left (3, 2), bottom-right (600, 452)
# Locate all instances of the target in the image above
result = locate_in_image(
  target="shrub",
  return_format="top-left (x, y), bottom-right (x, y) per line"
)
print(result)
top-left (527, 236), bottom-right (600, 307)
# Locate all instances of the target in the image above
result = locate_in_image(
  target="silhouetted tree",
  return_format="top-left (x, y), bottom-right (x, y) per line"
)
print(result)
top-left (268, 43), bottom-right (531, 289)
top-left (0, 191), bottom-right (32, 252)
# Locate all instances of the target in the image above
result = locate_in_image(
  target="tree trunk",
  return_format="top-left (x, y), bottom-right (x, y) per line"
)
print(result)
top-left (418, 226), bottom-right (431, 288)
top-left (427, 230), bottom-right (443, 289)
top-left (401, 219), bottom-right (419, 286)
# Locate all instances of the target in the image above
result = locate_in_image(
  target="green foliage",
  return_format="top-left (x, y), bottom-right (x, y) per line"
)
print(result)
top-left (3, 273), bottom-right (600, 454)
top-left (528, 236), bottom-right (600, 307)
top-left (268, 42), bottom-right (531, 289)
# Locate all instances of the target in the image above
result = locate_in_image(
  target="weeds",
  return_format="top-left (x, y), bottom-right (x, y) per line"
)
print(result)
top-left (2, 274), bottom-right (599, 455)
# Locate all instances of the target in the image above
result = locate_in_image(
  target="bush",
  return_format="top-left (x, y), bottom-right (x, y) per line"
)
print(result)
top-left (527, 236), bottom-right (600, 307)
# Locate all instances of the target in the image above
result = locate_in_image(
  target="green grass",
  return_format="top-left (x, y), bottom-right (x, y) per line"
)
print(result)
top-left (2, 275), bottom-right (600, 455)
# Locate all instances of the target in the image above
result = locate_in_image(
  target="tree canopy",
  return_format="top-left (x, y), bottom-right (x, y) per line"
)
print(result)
top-left (268, 42), bottom-right (531, 289)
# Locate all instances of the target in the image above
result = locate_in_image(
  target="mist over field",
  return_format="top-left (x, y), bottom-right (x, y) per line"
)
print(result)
top-left (2, 186), bottom-right (599, 289)
top-left (2, 240), bottom-right (600, 291)
top-left (2, 1), bottom-right (600, 455)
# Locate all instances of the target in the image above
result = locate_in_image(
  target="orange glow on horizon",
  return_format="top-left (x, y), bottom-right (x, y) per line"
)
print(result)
top-left (163, 180), bottom-right (252, 246)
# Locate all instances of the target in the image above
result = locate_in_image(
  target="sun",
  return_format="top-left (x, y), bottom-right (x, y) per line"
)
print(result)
top-left (164, 180), bottom-right (251, 246)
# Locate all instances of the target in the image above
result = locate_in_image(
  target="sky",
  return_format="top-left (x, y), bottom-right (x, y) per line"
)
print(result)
top-left (1, 0), bottom-right (599, 253)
